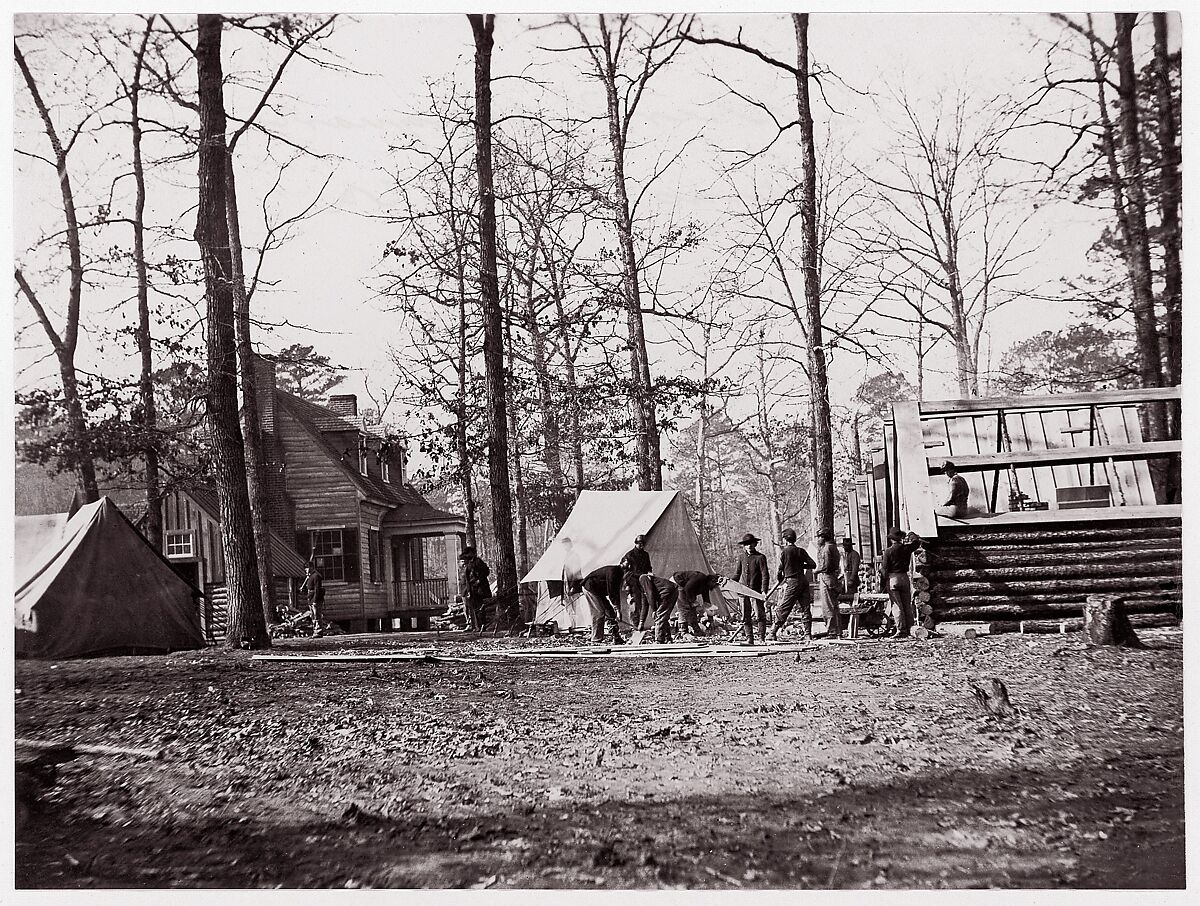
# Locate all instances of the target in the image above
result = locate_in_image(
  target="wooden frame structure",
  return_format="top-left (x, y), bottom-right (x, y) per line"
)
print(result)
top-left (854, 387), bottom-right (1182, 628)
top-left (886, 386), bottom-right (1181, 539)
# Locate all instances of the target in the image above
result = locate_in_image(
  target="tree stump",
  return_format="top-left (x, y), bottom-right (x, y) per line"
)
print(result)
top-left (1083, 594), bottom-right (1143, 648)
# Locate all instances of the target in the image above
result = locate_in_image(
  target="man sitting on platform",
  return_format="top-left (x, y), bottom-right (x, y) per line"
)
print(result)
top-left (934, 460), bottom-right (970, 518)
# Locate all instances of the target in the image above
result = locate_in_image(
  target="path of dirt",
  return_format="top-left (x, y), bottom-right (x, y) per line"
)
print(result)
top-left (14, 629), bottom-right (1184, 889)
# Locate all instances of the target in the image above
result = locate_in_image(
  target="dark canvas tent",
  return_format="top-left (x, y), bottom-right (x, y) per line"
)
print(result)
top-left (521, 490), bottom-right (723, 630)
top-left (15, 497), bottom-right (204, 658)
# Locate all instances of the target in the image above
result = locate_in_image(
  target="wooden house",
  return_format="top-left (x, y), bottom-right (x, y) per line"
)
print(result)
top-left (161, 355), bottom-right (466, 637)
top-left (848, 386), bottom-right (1182, 627)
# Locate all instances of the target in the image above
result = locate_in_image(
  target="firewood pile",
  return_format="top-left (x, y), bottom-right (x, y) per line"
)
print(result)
top-left (913, 546), bottom-right (934, 632)
top-left (268, 608), bottom-right (345, 640)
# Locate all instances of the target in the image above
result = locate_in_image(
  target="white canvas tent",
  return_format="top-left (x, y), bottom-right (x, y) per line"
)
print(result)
top-left (521, 490), bottom-right (720, 630)
top-left (15, 497), bottom-right (205, 658)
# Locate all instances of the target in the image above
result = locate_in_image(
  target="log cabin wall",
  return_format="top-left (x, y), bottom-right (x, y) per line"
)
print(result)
top-left (871, 387), bottom-right (1182, 628)
top-left (924, 517), bottom-right (1182, 623)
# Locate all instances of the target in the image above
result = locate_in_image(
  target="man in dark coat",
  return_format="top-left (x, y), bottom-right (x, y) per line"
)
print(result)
top-left (769, 528), bottom-right (816, 641)
top-left (639, 572), bottom-right (679, 644)
top-left (814, 528), bottom-right (842, 639)
top-left (671, 570), bottom-right (720, 637)
top-left (459, 546), bottom-right (492, 632)
top-left (935, 461), bottom-right (970, 518)
top-left (300, 562), bottom-right (325, 637)
top-left (573, 564), bottom-right (626, 644)
top-left (879, 527), bottom-right (918, 638)
top-left (733, 532), bottom-right (770, 644)
top-left (621, 534), bottom-right (653, 631)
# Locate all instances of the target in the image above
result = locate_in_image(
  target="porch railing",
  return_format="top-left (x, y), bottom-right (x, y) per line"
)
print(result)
top-left (392, 577), bottom-right (449, 611)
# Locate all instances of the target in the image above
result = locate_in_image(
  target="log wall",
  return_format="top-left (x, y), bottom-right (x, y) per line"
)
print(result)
top-left (923, 518), bottom-right (1182, 624)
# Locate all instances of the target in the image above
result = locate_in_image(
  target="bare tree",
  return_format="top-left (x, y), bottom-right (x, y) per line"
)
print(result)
top-left (14, 39), bottom-right (101, 504)
top-left (193, 13), bottom-right (268, 648)
top-left (863, 89), bottom-right (1034, 399)
top-left (559, 14), bottom-right (692, 491)
top-left (468, 13), bottom-right (519, 626)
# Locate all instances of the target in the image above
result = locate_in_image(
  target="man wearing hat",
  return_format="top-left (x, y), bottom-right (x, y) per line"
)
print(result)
top-left (621, 534), bottom-right (653, 631)
top-left (879, 527), bottom-right (919, 638)
top-left (769, 528), bottom-right (816, 641)
top-left (840, 536), bottom-right (862, 598)
top-left (459, 546), bottom-right (492, 632)
top-left (814, 528), bottom-right (842, 638)
top-left (935, 461), bottom-right (970, 518)
top-left (733, 532), bottom-right (771, 644)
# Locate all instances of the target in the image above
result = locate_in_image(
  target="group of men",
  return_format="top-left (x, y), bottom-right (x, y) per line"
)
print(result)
top-left (454, 519), bottom-right (924, 642)
top-left (570, 528), bottom-right (883, 646)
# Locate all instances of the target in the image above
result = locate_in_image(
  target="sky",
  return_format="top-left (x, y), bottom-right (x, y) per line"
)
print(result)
top-left (7, 4), bottom-right (1188, 484)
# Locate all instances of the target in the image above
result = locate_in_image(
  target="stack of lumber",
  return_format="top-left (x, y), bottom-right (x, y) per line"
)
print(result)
top-left (912, 546), bottom-right (934, 632)
top-left (924, 518), bottom-right (1182, 626)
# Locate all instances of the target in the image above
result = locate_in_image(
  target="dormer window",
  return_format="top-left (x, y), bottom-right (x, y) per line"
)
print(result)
top-left (381, 458), bottom-right (391, 483)
top-left (358, 436), bottom-right (369, 476)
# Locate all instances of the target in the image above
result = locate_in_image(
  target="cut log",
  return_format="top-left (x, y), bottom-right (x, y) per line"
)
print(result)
top-left (926, 560), bottom-right (1182, 581)
top-left (974, 612), bottom-right (1177, 636)
top-left (933, 591), bottom-right (1179, 609)
top-left (935, 523), bottom-right (1180, 546)
top-left (918, 604), bottom-right (934, 617)
top-left (927, 547), bottom-right (1181, 569)
top-left (914, 626), bottom-right (933, 640)
top-left (937, 576), bottom-right (1180, 595)
top-left (912, 575), bottom-right (931, 592)
top-left (1083, 594), bottom-right (1144, 647)
top-left (913, 591), bottom-right (931, 604)
top-left (912, 549), bottom-right (928, 567)
top-left (935, 597), bottom-right (1179, 619)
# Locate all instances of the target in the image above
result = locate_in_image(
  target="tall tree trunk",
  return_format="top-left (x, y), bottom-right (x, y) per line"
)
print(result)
top-left (695, 322), bottom-right (711, 546)
top-left (195, 13), bottom-right (268, 649)
top-left (1152, 13), bottom-right (1182, 430)
top-left (547, 255), bottom-right (585, 498)
top-left (521, 238), bottom-right (567, 527)
top-left (597, 16), bottom-right (661, 490)
top-left (1114, 13), bottom-right (1172, 502)
top-left (792, 13), bottom-right (834, 538)
top-left (456, 279), bottom-right (478, 549)
top-left (1114, 18), bottom-right (1168, 404)
top-left (14, 43), bottom-right (99, 504)
top-left (468, 13), bottom-right (519, 626)
top-left (851, 410), bottom-right (863, 475)
top-left (225, 154), bottom-right (278, 624)
top-left (130, 17), bottom-right (162, 548)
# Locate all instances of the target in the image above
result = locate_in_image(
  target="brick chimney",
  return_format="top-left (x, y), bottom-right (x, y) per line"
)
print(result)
top-left (253, 354), bottom-right (277, 432)
top-left (327, 394), bottom-right (358, 417)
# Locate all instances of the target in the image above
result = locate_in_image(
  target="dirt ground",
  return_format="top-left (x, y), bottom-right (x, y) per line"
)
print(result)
top-left (13, 627), bottom-right (1185, 890)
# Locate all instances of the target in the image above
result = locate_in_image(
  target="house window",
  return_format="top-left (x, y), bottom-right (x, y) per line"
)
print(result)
top-left (311, 529), bottom-right (348, 581)
top-left (358, 438), bottom-right (369, 476)
top-left (381, 459), bottom-right (390, 483)
top-left (165, 530), bottom-right (195, 558)
top-left (369, 529), bottom-right (381, 583)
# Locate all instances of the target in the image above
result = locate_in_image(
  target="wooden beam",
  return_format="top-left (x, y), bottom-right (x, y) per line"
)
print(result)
top-left (892, 401), bottom-right (938, 538)
top-left (936, 503), bottom-right (1181, 528)
top-left (919, 386), bottom-right (1181, 416)
top-left (930, 440), bottom-right (1180, 472)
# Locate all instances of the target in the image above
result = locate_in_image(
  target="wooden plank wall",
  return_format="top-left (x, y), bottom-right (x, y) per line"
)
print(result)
top-left (277, 407), bottom-right (364, 623)
top-left (162, 490), bottom-right (223, 587)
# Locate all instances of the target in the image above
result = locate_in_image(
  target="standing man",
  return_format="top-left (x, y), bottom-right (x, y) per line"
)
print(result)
top-left (733, 532), bottom-right (770, 645)
top-left (300, 561), bottom-right (325, 637)
top-left (840, 536), bottom-right (862, 598)
top-left (934, 461), bottom-right (970, 518)
top-left (573, 565), bottom-right (626, 645)
top-left (639, 572), bottom-right (679, 644)
top-left (671, 570), bottom-right (721, 637)
top-left (459, 546), bottom-right (492, 632)
top-left (814, 528), bottom-right (842, 639)
top-left (769, 528), bottom-right (816, 641)
top-left (621, 534), bottom-right (653, 632)
top-left (879, 527), bottom-right (917, 638)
